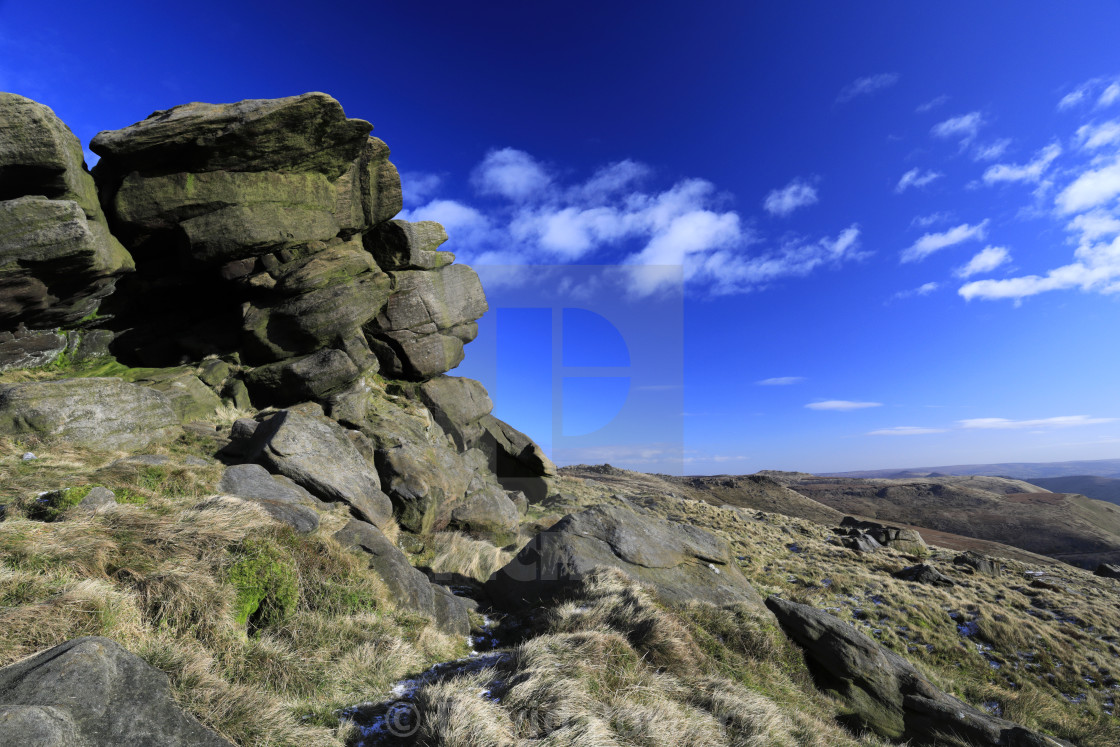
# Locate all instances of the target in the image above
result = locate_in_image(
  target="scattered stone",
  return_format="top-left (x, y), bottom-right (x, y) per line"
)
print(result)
top-left (955, 551), bottom-right (1003, 577)
top-left (486, 502), bottom-right (762, 608)
top-left (77, 486), bottom-right (116, 510)
top-left (765, 597), bottom-right (1071, 745)
top-left (893, 564), bottom-right (955, 588)
top-left (1094, 563), bottom-right (1120, 580)
top-left (839, 517), bottom-right (927, 555)
top-left (21, 453), bottom-right (34, 461)
top-left (0, 637), bottom-right (232, 746)
top-left (0, 378), bottom-right (178, 451)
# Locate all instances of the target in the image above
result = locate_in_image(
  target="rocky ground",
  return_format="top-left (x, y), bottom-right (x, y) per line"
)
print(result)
top-left (0, 92), bottom-right (1116, 746)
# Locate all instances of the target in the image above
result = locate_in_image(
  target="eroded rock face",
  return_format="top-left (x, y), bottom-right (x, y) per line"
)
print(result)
top-left (955, 550), bottom-right (1003, 577)
top-left (839, 516), bottom-right (927, 555)
top-left (0, 636), bottom-right (232, 746)
top-left (1095, 563), bottom-right (1120, 580)
top-left (486, 502), bottom-right (762, 608)
top-left (0, 378), bottom-right (178, 451)
top-left (765, 597), bottom-right (1071, 745)
top-left (0, 94), bottom-right (133, 329)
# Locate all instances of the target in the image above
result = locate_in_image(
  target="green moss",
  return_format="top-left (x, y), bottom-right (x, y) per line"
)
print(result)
top-left (26, 485), bottom-right (93, 521)
top-left (228, 537), bottom-right (299, 631)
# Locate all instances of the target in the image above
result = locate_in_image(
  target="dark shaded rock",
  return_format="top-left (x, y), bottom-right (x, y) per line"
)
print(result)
top-left (333, 519), bottom-right (468, 635)
top-left (765, 597), bottom-right (1071, 745)
top-left (0, 328), bottom-right (67, 372)
top-left (509, 491), bottom-right (529, 516)
top-left (839, 533), bottom-right (883, 553)
top-left (954, 551), bottom-right (1003, 577)
top-left (363, 219), bottom-right (454, 270)
top-left (486, 503), bottom-right (761, 608)
top-left (0, 636), bottom-right (232, 746)
top-left (1094, 563), bottom-right (1120, 580)
top-left (893, 563), bottom-right (954, 588)
top-left (77, 486), bottom-right (116, 510)
top-left (218, 463), bottom-right (320, 533)
top-left (245, 348), bottom-right (359, 406)
top-left (245, 405), bottom-right (392, 528)
top-left (367, 264), bottom-right (487, 380)
top-left (198, 358), bottom-right (230, 388)
top-left (408, 375), bottom-right (493, 451)
top-left (221, 378), bottom-right (252, 410)
top-left (0, 378), bottom-right (178, 451)
top-left (475, 414), bottom-right (557, 502)
top-left (90, 92), bottom-right (371, 179)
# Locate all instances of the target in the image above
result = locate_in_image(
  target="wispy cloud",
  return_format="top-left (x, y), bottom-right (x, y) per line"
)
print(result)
top-left (896, 167), bottom-right (942, 193)
top-left (806, 400), bottom-right (882, 411)
top-left (892, 282), bottom-right (939, 301)
top-left (867, 426), bottom-right (948, 436)
top-left (763, 177), bottom-right (819, 216)
top-left (1098, 82), bottom-right (1120, 108)
top-left (972, 138), bottom-right (1012, 161)
top-left (756, 376), bottom-right (805, 386)
top-left (1075, 120), bottom-right (1120, 150)
top-left (400, 171), bottom-right (443, 207)
top-left (931, 112), bottom-right (985, 144)
top-left (1058, 76), bottom-right (1120, 111)
top-left (982, 143), bottom-right (1062, 185)
top-left (911, 212), bottom-right (954, 229)
top-left (837, 73), bottom-right (900, 103)
top-left (954, 246), bottom-right (1010, 278)
top-left (916, 95), bottom-right (949, 113)
top-left (901, 220), bottom-right (989, 263)
top-left (958, 415), bottom-right (1116, 429)
top-left (1054, 155), bottom-right (1120, 214)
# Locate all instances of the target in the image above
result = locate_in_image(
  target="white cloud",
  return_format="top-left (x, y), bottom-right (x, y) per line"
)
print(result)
top-left (1075, 120), bottom-right (1120, 150)
top-left (400, 171), bottom-right (442, 207)
top-left (901, 220), bottom-right (989, 263)
top-left (972, 138), bottom-right (1012, 161)
top-left (1098, 82), bottom-right (1120, 108)
top-left (893, 282), bottom-right (939, 300)
top-left (1068, 209), bottom-right (1120, 241)
top-left (763, 178), bottom-right (819, 216)
top-left (471, 148), bottom-right (551, 201)
top-left (837, 73), bottom-right (900, 103)
top-left (982, 142), bottom-right (1062, 185)
top-left (397, 198), bottom-right (499, 251)
top-left (896, 168), bottom-right (942, 193)
top-left (1059, 88), bottom-right (1088, 111)
top-left (958, 415), bottom-right (1116, 430)
top-left (954, 246), bottom-right (1010, 278)
top-left (916, 95), bottom-right (949, 113)
top-left (1055, 155), bottom-right (1120, 214)
top-left (571, 160), bottom-right (649, 201)
top-left (911, 212), bottom-right (953, 229)
top-left (931, 112), bottom-right (985, 144)
top-left (867, 426), bottom-right (948, 436)
top-left (805, 400), bottom-right (882, 411)
top-left (757, 376), bottom-right (805, 386)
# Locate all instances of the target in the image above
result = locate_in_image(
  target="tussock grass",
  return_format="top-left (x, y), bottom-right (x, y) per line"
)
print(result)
top-left (426, 531), bottom-right (517, 582)
top-left (0, 437), bottom-right (469, 746)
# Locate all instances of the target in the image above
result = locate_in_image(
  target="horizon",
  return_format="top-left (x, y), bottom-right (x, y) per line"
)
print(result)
top-left (4, 1), bottom-right (1120, 473)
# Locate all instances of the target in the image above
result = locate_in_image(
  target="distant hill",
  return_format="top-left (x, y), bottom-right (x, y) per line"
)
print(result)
top-left (1025, 475), bottom-right (1120, 506)
top-left (823, 457), bottom-right (1120, 480)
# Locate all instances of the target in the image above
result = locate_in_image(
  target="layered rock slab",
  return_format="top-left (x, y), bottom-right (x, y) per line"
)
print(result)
top-left (0, 636), bottom-right (232, 746)
top-left (486, 502), bottom-right (761, 608)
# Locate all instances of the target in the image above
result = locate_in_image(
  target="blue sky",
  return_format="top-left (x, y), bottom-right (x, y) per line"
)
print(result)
top-left (4, 1), bottom-right (1120, 473)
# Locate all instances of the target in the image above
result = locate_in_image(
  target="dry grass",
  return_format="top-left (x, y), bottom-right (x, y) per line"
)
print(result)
top-left (425, 531), bottom-right (516, 583)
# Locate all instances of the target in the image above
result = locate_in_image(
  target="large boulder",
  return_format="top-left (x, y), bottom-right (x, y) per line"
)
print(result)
top-left (839, 517), bottom-right (927, 555)
top-left (892, 563), bottom-right (954, 588)
top-left (366, 264), bottom-right (488, 380)
top-left (404, 374), bottom-right (493, 450)
top-left (0, 378), bottom-right (178, 451)
top-left (954, 551), bottom-right (1003, 577)
top-left (245, 348), bottom-right (360, 406)
top-left (333, 519), bottom-right (468, 636)
top-left (218, 463), bottom-right (321, 534)
top-left (0, 636), bottom-right (232, 746)
top-left (0, 94), bottom-right (133, 329)
top-left (765, 597), bottom-right (1071, 745)
top-left (1095, 563), bottom-right (1120, 580)
top-left (476, 414), bottom-right (558, 502)
top-left (129, 368), bottom-right (224, 423)
top-left (486, 502), bottom-right (761, 608)
top-left (238, 404), bottom-right (392, 529)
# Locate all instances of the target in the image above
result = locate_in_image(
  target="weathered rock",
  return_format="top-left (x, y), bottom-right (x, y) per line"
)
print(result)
top-left (130, 368), bottom-right (223, 423)
top-left (218, 463), bottom-right (321, 533)
top-left (1094, 563), bottom-right (1120, 580)
top-left (475, 414), bottom-right (558, 502)
top-left (509, 491), bottom-right (529, 516)
top-left (486, 502), bottom-right (761, 608)
top-left (197, 358), bottom-right (230, 389)
top-left (0, 328), bottom-right (68, 371)
top-left (840, 517), bottom-right (927, 555)
top-left (272, 241), bottom-right (379, 295)
top-left (363, 219), bottom-right (454, 270)
top-left (449, 482), bottom-right (520, 544)
top-left (367, 264), bottom-right (488, 379)
top-left (0, 378), bottom-right (178, 451)
top-left (245, 348), bottom-right (359, 406)
top-left (765, 597), bottom-right (1070, 745)
top-left (358, 137), bottom-right (402, 227)
top-left (409, 375), bottom-right (493, 450)
top-left (90, 93), bottom-right (371, 179)
top-left (893, 563), bottom-right (955, 588)
top-left (244, 405), bottom-right (392, 528)
top-left (333, 519), bottom-right (468, 635)
top-left (954, 551), bottom-right (1003, 577)
top-left (221, 378), bottom-right (252, 410)
top-left (0, 636), bottom-right (232, 746)
top-left (77, 486), bottom-right (116, 510)
top-left (0, 196), bottom-right (132, 328)
top-left (839, 533), bottom-right (883, 553)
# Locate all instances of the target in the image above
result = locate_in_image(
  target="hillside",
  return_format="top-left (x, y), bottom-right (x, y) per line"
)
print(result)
top-left (0, 91), bottom-right (1115, 747)
top-left (825, 458), bottom-right (1120, 480)
top-left (1025, 476), bottom-right (1120, 506)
